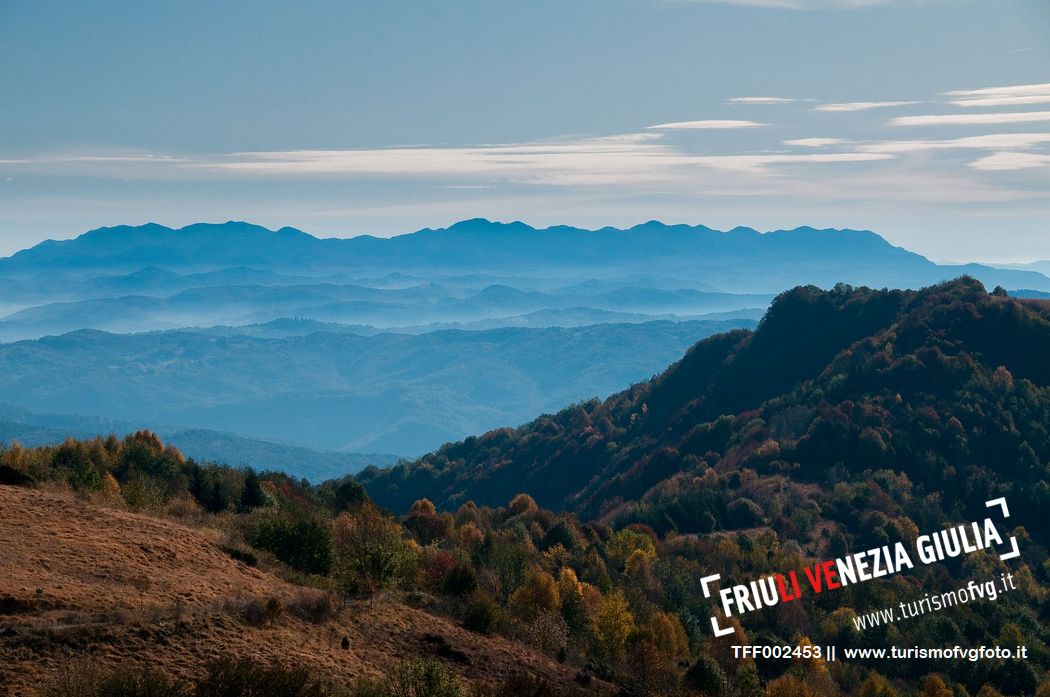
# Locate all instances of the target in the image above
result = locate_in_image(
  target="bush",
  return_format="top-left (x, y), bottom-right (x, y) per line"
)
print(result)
top-left (221, 595), bottom-right (283, 627)
top-left (195, 657), bottom-right (342, 697)
top-left (245, 511), bottom-right (333, 575)
top-left (42, 662), bottom-right (190, 697)
top-left (440, 562), bottom-right (478, 597)
top-left (286, 588), bottom-right (339, 624)
top-left (462, 591), bottom-right (501, 634)
top-left (0, 463), bottom-right (35, 486)
top-left (478, 673), bottom-right (587, 697)
top-left (385, 659), bottom-right (461, 697)
top-left (220, 544), bottom-right (258, 567)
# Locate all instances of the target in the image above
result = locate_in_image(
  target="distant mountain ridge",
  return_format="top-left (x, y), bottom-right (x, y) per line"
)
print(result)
top-left (3, 219), bottom-right (1047, 293)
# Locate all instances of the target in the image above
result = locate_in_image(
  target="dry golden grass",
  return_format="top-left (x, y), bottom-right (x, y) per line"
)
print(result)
top-left (0, 485), bottom-right (610, 696)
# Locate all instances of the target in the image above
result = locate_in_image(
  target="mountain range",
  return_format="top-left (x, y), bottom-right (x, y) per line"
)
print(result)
top-left (3, 219), bottom-right (1047, 293)
top-left (3, 219), bottom-right (1048, 479)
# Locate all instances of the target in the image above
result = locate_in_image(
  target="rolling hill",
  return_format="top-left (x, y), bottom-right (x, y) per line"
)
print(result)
top-left (0, 320), bottom-right (748, 456)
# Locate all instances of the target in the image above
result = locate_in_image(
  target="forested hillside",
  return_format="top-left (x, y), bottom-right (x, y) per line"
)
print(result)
top-left (361, 278), bottom-right (1050, 550)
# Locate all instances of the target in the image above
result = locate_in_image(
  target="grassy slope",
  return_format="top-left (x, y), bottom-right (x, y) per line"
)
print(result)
top-left (0, 485), bottom-right (611, 696)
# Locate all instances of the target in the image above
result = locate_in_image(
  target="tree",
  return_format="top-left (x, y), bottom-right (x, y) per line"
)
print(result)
top-left (921, 675), bottom-right (953, 697)
top-left (557, 568), bottom-right (588, 632)
top-left (606, 528), bottom-right (655, 572)
top-left (405, 498), bottom-right (449, 545)
top-left (245, 511), bottom-right (333, 575)
top-left (333, 478), bottom-right (368, 511)
top-left (859, 674), bottom-right (898, 697)
top-left (641, 611), bottom-right (689, 662)
top-left (684, 654), bottom-right (729, 697)
top-left (333, 503), bottom-right (416, 598)
top-left (623, 640), bottom-right (680, 697)
top-left (509, 565), bottom-right (560, 621)
top-left (240, 468), bottom-right (266, 511)
top-left (591, 590), bottom-right (634, 660)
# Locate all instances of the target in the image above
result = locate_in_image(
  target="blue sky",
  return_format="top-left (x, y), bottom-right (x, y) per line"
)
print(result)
top-left (1, 0), bottom-right (1048, 261)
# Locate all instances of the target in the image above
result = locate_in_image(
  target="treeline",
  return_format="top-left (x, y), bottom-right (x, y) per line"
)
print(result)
top-left (2, 428), bottom-right (1048, 696)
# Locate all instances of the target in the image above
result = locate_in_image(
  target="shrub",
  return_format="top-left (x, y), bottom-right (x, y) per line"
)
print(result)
top-left (440, 562), bottom-right (478, 597)
top-left (286, 588), bottom-right (339, 624)
top-left (519, 610), bottom-right (569, 657)
top-left (222, 595), bottom-right (283, 627)
top-left (479, 673), bottom-right (587, 697)
top-left (385, 659), bottom-right (461, 697)
top-left (462, 591), bottom-right (501, 634)
top-left (220, 544), bottom-right (259, 567)
top-left (42, 662), bottom-right (190, 697)
top-left (195, 657), bottom-right (342, 697)
top-left (245, 511), bottom-right (333, 575)
top-left (0, 463), bottom-right (35, 486)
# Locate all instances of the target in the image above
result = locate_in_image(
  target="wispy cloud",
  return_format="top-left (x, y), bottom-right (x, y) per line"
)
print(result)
top-left (197, 136), bottom-right (891, 182)
top-left (860, 132), bottom-right (1050, 154)
top-left (815, 100), bottom-right (919, 112)
top-left (945, 82), bottom-right (1050, 108)
top-left (783, 137), bottom-right (847, 147)
top-left (647, 119), bottom-right (766, 129)
top-left (969, 152), bottom-right (1050, 171)
top-left (890, 110), bottom-right (1050, 126)
top-left (728, 97), bottom-right (796, 104)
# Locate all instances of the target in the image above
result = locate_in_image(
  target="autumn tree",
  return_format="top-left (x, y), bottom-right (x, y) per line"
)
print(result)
top-left (557, 567), bottom-right (589, 632)
top-left (640, 610), bottom-right (689, 662)
top-left (509, 565), bottom-right (559, 621)
top-left (333, 503), bottom-right (416, 598)
top-left (921, 675), bottom-right (953, 697)
top-left (591, 590), bottom-right (635, 660)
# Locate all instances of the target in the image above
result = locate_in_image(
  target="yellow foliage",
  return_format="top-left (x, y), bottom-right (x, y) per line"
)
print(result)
top-left (508, 493), bottom-right (538, 516)
top-left (102, 472), bottom-right (122, 499)
top-left (509, 565), bottom-right (560, 620)
top-left (643, 611), bottom-right (689, 661)
top-left (765, 674), bottom-right (821, 697)
top-left (456, 521), bottom-right (485, 551)
top-left (921, 674), bottom-right (953, 697)
top-left (557, 567), bottom-right (582, 598)
top-left (591, 590), bottom-right (634, 659)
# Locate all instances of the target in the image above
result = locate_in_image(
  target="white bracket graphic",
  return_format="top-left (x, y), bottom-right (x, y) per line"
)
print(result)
top-left (985, 497), bottom-right (1021, 561)
top-left (700, 573), bottom-right (736, 637)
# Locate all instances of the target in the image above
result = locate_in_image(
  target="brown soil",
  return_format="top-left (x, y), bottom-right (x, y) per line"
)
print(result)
top-left (0, 485), bottom-right (610, 696)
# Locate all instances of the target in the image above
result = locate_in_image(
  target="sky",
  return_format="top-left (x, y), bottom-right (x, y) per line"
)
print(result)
top-left (0, 0), bottom-right (1048, 262)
